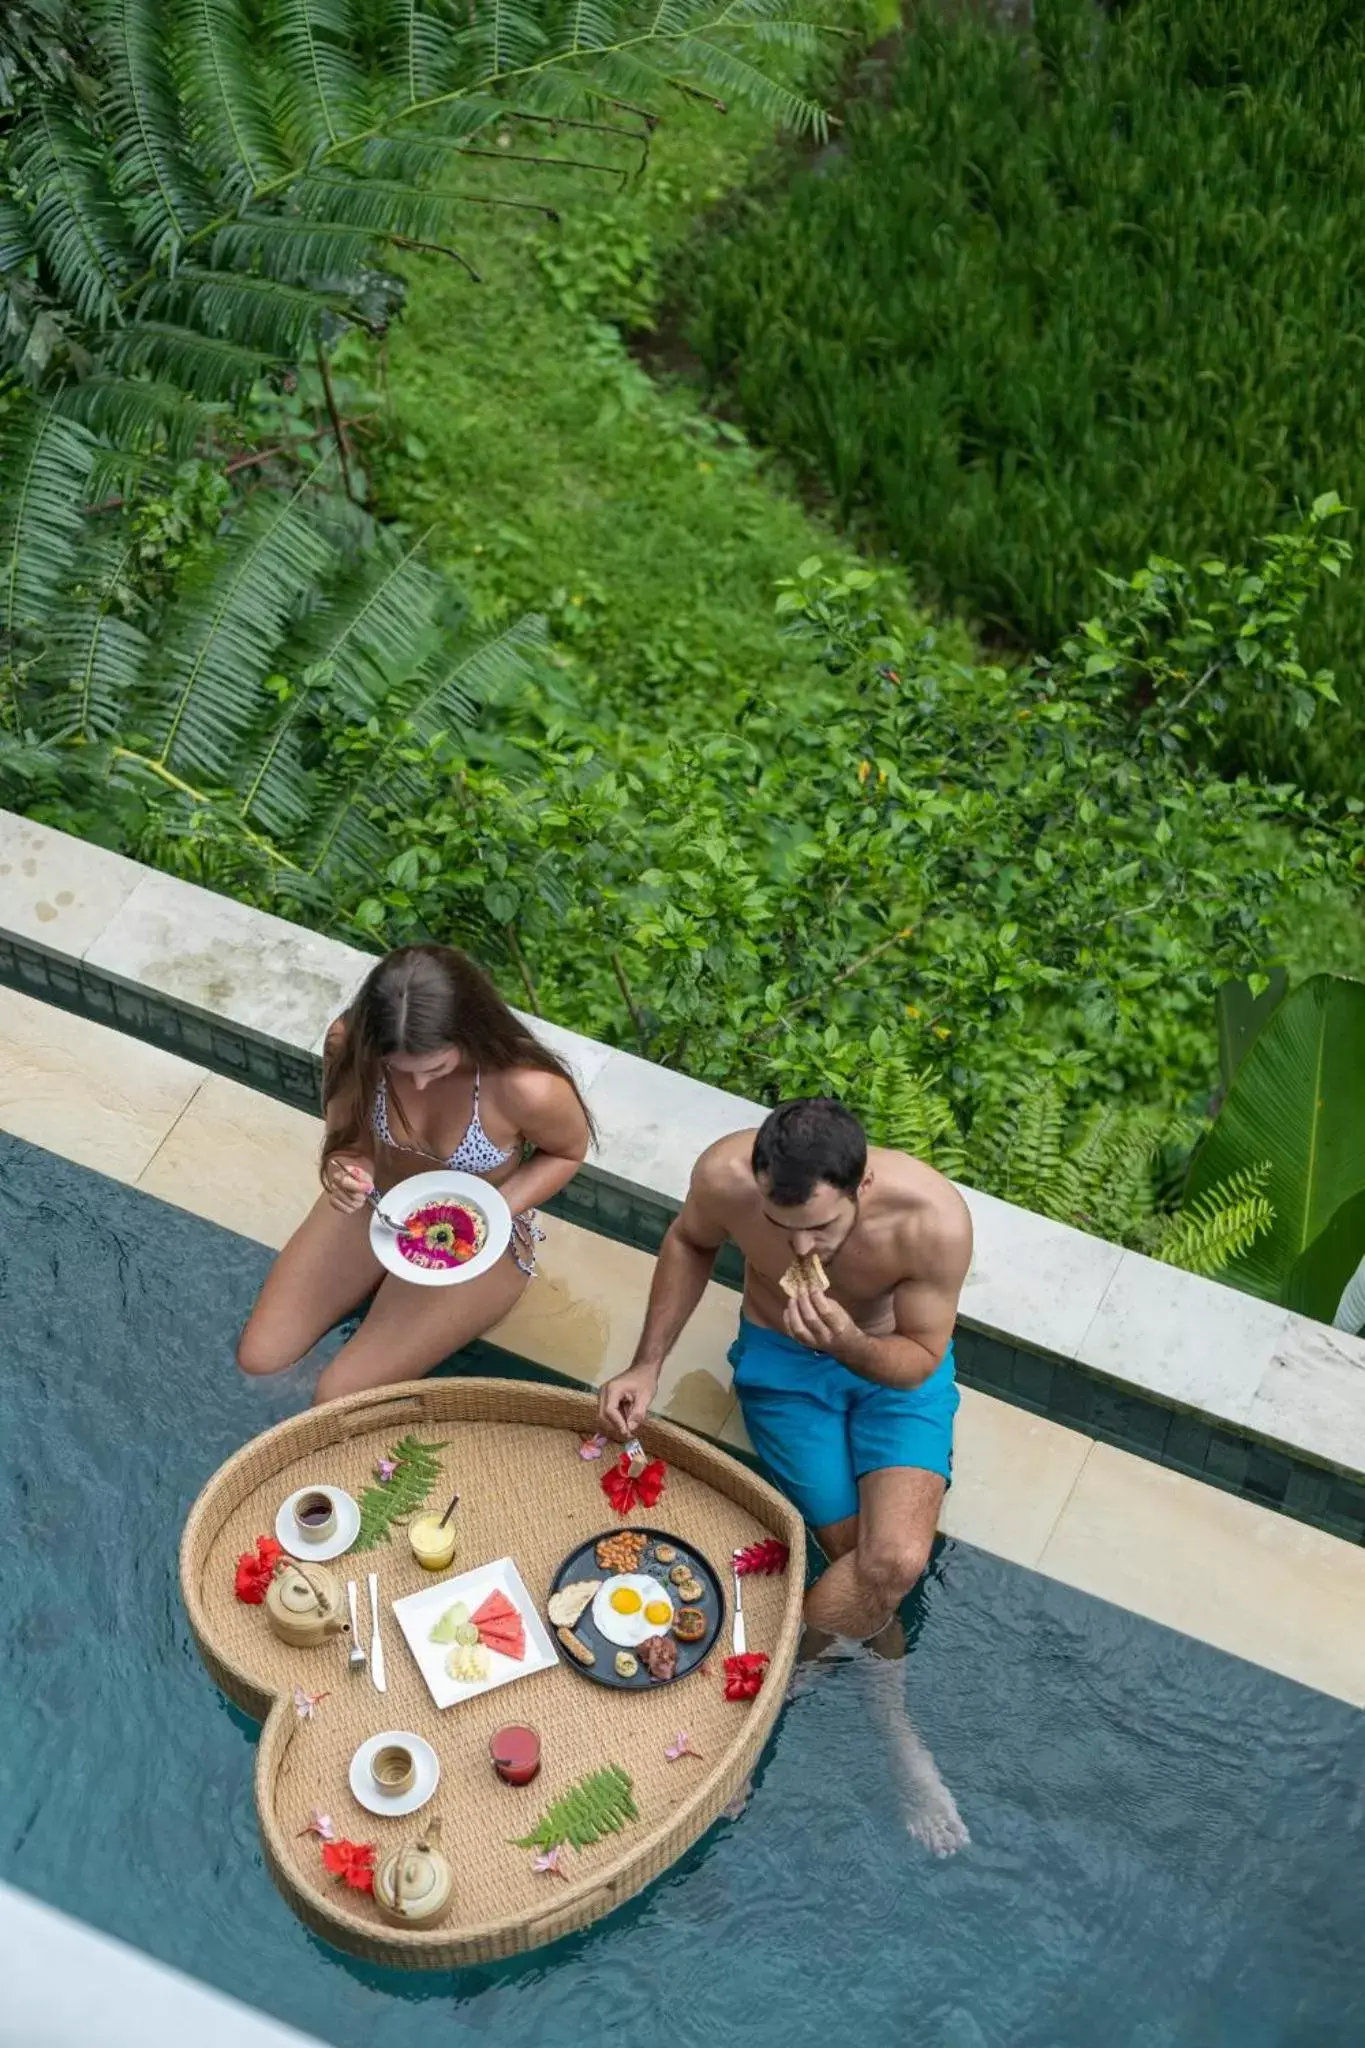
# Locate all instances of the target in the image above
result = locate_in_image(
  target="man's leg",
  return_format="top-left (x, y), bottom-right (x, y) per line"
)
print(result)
top-left (804, 1465), bottom-right (944, 1641)
top-left (806, 1468), bottom-right (968, 1855)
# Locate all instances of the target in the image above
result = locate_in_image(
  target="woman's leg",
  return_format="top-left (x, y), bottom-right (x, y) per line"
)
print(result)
top-left (237, 1196), bottom-right (384, 1377)
top-left (312, 1251), bottom-right (531, 1405)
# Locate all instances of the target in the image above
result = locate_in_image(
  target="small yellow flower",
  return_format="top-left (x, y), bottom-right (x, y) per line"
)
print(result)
top-left (570, 594), bottom-right (583, 607)
top-left (858, 760), bottom-right (871, 784)
top-left (905, 1004), bottom-right (921, 1019)
top-left (933, 1025), bottom-right (950, 1040)
top-left (697, 459), bottom-right (714, 473)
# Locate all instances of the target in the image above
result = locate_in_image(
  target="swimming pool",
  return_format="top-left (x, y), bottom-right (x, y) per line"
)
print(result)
top-left (5, 1129), bottom-right (1364, 2046)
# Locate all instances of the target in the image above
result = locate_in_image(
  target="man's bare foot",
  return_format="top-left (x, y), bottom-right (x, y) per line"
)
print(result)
top-left (863, 1654), bottom-right (970, 1856)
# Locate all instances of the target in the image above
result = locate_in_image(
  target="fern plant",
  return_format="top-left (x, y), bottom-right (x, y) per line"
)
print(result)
top-left (513, 1765), bottom-right (637, 1850)
top-left (0, 404), bottom-right (546, 903)
top-left (352, 1435), bottom-right (448, 1550)
top-left (1, 0), bottom-right (826, 446)
top-left (1155, 1164), bottom-right (1276, 1280)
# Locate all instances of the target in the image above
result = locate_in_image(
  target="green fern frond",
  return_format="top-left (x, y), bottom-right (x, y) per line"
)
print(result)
top-left (95, 0), bottom-right (214, 260)
top-left (666, 35), bottom-right (825, 137)
top-left (11, 106), bottom-right (135, 328)
top-left (30, 537), bottom-right (149, 741)
top-left (859, 1054), bottom-right (967, 1181)
top-left (352, 1434), bottom-right (448, 1549)
top-left (0, 197), bottom-right (35, 271)
top-left (0, 406), bottom-right (97, 646)
top-left (1156, 1163), bottom-right (1275, 1279)
top-left (269, 0), bottom-right (369, 155)
top-left (148, 473), bottom-right (335, 778)
top-left (53, 371), bottom-right (210, 461)
top-left (102, 317), bottom-right (271, 397)
top-left (987, 1076), bottom-right (1067, 1211)
top-left (472, 0), bottom-right (550, 81)
top-left (171, 0), bottom-right (286, 197)
top-left (209, 214), bottom-right (380, 283)
top-left (139, 266), bottom-right (335, 357)
top-left (513, 1764), bottom-right (637, 1851)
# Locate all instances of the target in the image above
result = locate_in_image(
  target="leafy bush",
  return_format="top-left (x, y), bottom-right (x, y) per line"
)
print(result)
top-left (688, 0), bottom-right (1365, 790)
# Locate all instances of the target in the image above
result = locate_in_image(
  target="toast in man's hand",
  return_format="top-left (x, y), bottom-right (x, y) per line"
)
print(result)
top-left (779, 1251), bottom-right (829, 1299)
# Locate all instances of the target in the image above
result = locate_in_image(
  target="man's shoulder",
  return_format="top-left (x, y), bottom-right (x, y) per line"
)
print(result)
top-left (871, 1147), bottom-right (973, 1277)
top-left (690, 1130), bottom-right (759, 1203)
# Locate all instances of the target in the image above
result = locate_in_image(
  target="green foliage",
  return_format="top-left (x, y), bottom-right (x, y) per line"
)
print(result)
top-left (687, 0), bottom-right (1365, 790)
top-left (330, 518), bottom-right (1364, 1208)
top-left (1184, 974), bottom-right (1365, 1311)
top-left (1156, 1164), bottom-right (1275, 1280)
top-left (513, 1764), bottom-right (637, 1850)
top-left (352, 1436), bottom-right (448, 1551)
top-left (1, 0), bottom-right (826, 439)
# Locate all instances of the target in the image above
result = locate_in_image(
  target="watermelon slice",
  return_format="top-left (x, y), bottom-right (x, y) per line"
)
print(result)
top-left (472, 1588), bottom-right (526, 1660)
top-left (482, 1623), bottom-right (526, 1661)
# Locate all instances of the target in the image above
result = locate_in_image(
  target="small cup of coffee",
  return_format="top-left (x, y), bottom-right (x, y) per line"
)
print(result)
top-left (372, 1744), bottom-right (416, 1797)
top-left (293, 1490), bottom-right (336, 1544)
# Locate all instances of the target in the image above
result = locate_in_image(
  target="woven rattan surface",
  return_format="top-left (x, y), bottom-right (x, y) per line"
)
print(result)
top-left (180, 1379), bottom-right (805, 1968)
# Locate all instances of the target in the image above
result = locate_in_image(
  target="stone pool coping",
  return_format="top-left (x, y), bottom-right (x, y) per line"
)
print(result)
top-left (4, 807), bottom-right (1364, 1495)
top-left (0, 1882), bottom-right (329, 2047)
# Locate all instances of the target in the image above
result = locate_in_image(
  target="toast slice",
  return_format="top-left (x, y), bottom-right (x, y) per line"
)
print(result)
top-left (779, 1251), bottom-right (829, 1299)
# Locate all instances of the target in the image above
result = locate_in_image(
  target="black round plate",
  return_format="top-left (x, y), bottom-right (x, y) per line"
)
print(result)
top-left (546, 1526), bottom-right (724, 1688)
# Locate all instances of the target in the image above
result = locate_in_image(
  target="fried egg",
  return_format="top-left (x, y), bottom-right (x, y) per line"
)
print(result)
top-left (592, 1573), bottom-right (674, 1648)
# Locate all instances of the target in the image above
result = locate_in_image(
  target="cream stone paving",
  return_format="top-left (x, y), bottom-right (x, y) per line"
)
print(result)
top-left (0, 984), bottom-right (203, 1181)
top-left (939, 1389), bottom-right (1094, 1570)
top-left (136, 1074), bottom-right (324, 1250)
top-left (7, 988), bottom-right (1365, 1701)
top-left (1038, 1443), bottom-right (1365, 1706)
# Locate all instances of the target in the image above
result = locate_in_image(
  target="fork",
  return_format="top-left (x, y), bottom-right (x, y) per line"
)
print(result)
top-left (364, 1186), bottom-right (407, 1233)
top-left (346, 1580), bottom-right (367, 1674)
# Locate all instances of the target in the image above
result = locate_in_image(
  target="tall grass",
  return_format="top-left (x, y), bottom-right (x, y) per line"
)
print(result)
top-left (687, 0), bottom-right (1365, 789)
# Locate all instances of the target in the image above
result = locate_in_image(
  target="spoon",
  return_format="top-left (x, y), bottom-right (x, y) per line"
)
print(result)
top-left (346, 1580), bottom-right (367, 1674)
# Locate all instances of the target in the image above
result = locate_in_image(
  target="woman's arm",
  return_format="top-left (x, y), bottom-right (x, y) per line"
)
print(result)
top-left (495, 1068), bottom-right (591, 1213)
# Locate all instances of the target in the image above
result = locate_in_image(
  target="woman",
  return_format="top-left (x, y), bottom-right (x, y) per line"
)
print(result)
top-left (238, 945), bottom-right (592, 1404)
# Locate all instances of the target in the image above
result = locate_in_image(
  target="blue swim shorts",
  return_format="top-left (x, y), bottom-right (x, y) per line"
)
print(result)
top-left (727, 1316), bottom-right (959, 1531)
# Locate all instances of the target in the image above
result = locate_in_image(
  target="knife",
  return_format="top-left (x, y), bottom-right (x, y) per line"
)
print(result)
top-left (367, 1571), bottom-right (386, 1693)
top-left (731, 1551), bottom-right (746, 1657)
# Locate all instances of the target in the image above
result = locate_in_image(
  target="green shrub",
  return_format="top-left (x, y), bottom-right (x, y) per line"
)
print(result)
top-left (688, 0), bottom-right (1365, 790)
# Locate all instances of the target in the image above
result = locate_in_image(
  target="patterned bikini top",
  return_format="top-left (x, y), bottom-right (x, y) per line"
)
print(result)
top-left (371, 1067), bottom-right (517, 1176)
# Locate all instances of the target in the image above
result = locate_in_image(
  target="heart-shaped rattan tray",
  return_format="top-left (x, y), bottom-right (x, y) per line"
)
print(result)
top-left (179, 1378), bottom-right (805, 1969)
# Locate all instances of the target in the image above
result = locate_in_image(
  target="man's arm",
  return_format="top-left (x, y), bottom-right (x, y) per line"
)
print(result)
top-left (597, 1156), bottom-right (732, 1436)
top-left (784, 1202), bottom-right (972, 1391)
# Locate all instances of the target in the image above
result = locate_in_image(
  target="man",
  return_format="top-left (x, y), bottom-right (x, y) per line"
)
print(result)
top-left (599, 1097), bottom-right (973, 1849)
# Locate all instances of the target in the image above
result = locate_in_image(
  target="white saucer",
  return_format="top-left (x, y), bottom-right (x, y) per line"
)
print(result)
top-left (349, 1731), bottom-right (440, 1818)
top-left (275, 1484), bottom-right (362, 1564)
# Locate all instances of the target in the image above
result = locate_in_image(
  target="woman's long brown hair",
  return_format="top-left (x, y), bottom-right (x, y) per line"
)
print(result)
top-left (321, 944), bottom-right (594, 1184)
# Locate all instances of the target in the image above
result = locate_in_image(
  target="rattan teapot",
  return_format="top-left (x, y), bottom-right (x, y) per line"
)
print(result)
top-left (374, 1820), bottom-right (453, 1928)
top-left (264, 1558), bottom-right (346, 1648)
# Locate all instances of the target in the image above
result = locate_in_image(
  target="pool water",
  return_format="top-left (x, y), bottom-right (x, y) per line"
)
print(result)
top-left (5, 1131), bottom-right (1364, 2047)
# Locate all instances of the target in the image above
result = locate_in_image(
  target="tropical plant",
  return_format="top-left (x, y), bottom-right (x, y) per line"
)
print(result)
top-left (1183, 974), bottom-right (1365, 1315)
top-left (1, 0), bottom-right (824, 451)
top-left (0, 409), bottom-right (547, 899)
top-left (688, 0), bottom-right (1365, 790)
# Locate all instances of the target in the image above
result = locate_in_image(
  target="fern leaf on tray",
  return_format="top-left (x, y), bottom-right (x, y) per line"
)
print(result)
top-left (351, 1435), bottom-right (448, 1550)
top-left (513, 1766), bottom-right (638, 1852)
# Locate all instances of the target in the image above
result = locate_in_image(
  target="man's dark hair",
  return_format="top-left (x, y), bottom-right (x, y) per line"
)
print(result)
top-left (751, 1098), bottom-right (868, 1207)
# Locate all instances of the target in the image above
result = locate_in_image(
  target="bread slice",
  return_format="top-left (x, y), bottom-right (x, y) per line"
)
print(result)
top-left (779, 1251), bottom-right (830, 1299)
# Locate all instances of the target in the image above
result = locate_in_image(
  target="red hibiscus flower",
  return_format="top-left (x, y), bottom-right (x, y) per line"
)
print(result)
top-left (601, 1454), bottom-right (666, 1516)
top-left (723, 1652), bottom-right (770, 1702)
top-left (322, 1839), bottom-right (376, 1894)
top-left (234, 1535), bottom-right (284, 1604)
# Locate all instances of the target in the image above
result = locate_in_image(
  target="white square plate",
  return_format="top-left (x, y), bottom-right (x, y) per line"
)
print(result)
top-left (391, 1556), bottom-right (558, 1709)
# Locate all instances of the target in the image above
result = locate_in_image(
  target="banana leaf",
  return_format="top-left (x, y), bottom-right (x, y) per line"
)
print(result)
top-left (1287, 1191), bottom-right (1365, 1326)
top-left (1184, 974), bottom-right (1365, 1309)
top-left (1214, 968), bottom-right (1287, 1090)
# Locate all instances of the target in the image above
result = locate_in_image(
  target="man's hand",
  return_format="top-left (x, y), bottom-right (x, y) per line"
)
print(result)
top-left (598, 1362), bottom-right (661, 1439)
top-left (784, 1284), bottom-right (865, 1367)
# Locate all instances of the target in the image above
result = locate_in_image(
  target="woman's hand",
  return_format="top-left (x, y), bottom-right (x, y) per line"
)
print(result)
top-left (324, 1155), bottom-right (376, 1215)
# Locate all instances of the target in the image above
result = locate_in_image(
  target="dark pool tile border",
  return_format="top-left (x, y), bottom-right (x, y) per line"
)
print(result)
top-left (4, 927), bottom-right (1361, 1548)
